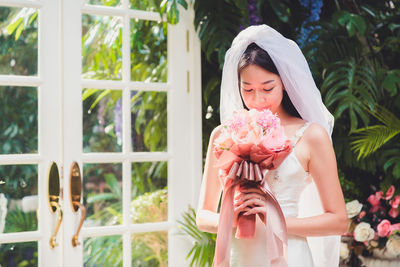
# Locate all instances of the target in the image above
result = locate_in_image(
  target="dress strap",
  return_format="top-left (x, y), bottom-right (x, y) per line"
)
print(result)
top-left (291, 121), bottom-right (311, 147)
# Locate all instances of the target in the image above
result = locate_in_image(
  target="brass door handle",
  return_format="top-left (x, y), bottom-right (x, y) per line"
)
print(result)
top-left (70, 161), bottom-right (85, 247)
top-left (48, 162), bottom-right (62, 249)
top-left (71, 202), bottom-right (86, 247)
top-left (49, 201), bottom-right (63, 249)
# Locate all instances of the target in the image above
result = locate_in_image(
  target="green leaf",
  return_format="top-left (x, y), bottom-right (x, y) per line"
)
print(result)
top-left (382, 69), bottom-right (400, 96)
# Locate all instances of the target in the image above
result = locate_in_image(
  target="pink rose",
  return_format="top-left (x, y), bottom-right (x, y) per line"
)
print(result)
top-left (368, 194), bottom-right (381, 212)
top-left (359, 211), bottom-right (366, 219)
top-left (376, 191), bottom-right (383, 199)
top-left (383, 185), bottom-right (395, 200)
top-left (377, 219), bottom-right (392, 237)
top-left (260, 127), bottom-right (287, 151)
top-left (390, 196), bottom-right (400, 209)
top-left (391, 223), bottom-right (400, 232)
top-left (214, 130), bottom-right (234, 146)
top-left (389, 207), bottom-right (399, 218)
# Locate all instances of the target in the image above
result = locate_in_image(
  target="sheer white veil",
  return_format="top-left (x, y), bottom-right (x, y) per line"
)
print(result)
top-left (219, 24), bottom-right (340, 267)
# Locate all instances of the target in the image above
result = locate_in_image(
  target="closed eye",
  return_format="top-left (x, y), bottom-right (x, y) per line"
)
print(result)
top-left (264, 88), bottom-right (274, 92)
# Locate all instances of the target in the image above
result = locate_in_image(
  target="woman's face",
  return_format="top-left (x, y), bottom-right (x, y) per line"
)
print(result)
top-left (239, 64), bottom-right (284, 113)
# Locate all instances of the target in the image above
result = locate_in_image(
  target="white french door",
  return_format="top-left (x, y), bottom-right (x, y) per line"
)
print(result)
top-left (0, 0), bottom-right (202, 266)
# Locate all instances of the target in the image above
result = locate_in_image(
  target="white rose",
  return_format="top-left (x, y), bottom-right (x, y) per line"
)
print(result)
top-left (386, 235), bottom-right (400, 257)
top-left (354, 222), bottom-right (375, 242)
top-left (346, 199), bottom-right (363, 218)
top-left (340, 242), bottom-right (350, 259)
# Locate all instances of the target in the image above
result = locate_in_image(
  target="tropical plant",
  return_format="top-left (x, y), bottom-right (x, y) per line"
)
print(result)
top-left (350, 105), bottom-right (400, 160)
top-left (176, 206), bottom-right (216, 267)
top-left (321, 58), bottom-right (377, 133)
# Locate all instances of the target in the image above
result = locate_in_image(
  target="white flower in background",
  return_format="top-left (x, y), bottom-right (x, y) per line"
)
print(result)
top-left (0, 193), bottom-right (7, 233)
top-left (22, 195), bottom-right (38, 213)
top-left (354, 222), bottom-right (375, 242)
top-left (386, 235), bottom-right (400, 257)
top-left (340, 242), bottom-right (350, 259)
top-left (346, 199), bottom-right (363, 218)
top-left (206, 105), bottom-right (213, 119)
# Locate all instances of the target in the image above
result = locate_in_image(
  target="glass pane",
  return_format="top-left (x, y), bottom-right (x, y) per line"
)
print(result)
top-left (131, 161), bottom-right (167, 223)
top-left (0, 241), bottom-right (38, 266)
top-left (83, 163), bottom-right (122, 227)
top-left (130, 0), bottom-right (162, 12)
top-left (82, 14), bottom-right (122, 80)
top-left (132, 231), bottom-right (168, 266)
top-left (0, 7), bottom-right (38, 76)
top-left (131, 91), bottom-right (167, 152)
top-left (85, 0), bottom-right (120, 7)
top-left (83, 89), bottom-right (122, 153)
top-left (0, 86), bottom-right (38, 154)
top-left (131, 20), bottom-right (167, 82)
top-left (0, 165), bottom-right (38, 234)
top-left (84, 235), bottom-right (122, 267)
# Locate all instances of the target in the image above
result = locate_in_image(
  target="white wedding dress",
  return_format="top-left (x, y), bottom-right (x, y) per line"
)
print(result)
top-left (230, 121), bottom-right (315, 267)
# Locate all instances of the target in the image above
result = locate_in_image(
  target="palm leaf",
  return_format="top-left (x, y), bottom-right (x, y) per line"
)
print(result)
top-left (321, 58), bottom-right (377, 133)
top-left (350, 104), bottom-right (400, 160)
top-left (176, 206), bottom-right (216, 267)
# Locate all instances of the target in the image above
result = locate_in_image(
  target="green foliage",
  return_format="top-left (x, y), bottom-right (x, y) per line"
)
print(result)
top-left (0, 165), bottom-right (37, 200)
top-left (350, 104), bottom-right (400, 161)
top-left (321, 58), bottom-right (377, 133)
top-left (84, 188), bottom-right (168, 266)
top-left (0, 87), bottom-right (37, 155)
top-left (177, 206), bottom-right (216, 267)
top-left (0, 7), bottom-right (38, 75)
top-left (0, 242), bottom-right (37, 267)
top-left (335, 10), bottom-right (366, 37)
top-left (194, 0), bottom-right (249, 66)
top-left (131, 161), bottom-right (167, 198)
top-left (196, 0), bottom-right (400, 203)
top-left (4, 208), bottom-right (37, 233)
top-left (382, 69), bottom-right (400, 96)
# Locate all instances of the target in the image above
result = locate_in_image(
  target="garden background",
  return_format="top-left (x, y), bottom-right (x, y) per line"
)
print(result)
top-left (0, 0), bottom-right (399, 266)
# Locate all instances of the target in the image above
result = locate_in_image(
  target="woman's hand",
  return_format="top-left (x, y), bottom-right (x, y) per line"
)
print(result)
top-left (233, 185), bottom-right (267, 225)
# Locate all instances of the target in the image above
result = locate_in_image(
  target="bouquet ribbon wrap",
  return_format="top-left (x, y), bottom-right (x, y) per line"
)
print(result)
top-left (213, 141), bottom-right (292, 267)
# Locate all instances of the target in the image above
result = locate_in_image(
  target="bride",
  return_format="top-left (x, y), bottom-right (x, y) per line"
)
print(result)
top-left (196, 25), bottom-right (348, 267)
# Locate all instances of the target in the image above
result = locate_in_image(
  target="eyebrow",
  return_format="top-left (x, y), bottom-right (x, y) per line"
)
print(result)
top-left (241, 80), bottom-right (274, 85)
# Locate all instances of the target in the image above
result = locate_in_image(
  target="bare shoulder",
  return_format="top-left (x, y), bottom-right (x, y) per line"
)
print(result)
top-left (304, 122), bottom-right (331, 146)
top-left (209, 124), bottom-right (224, 141)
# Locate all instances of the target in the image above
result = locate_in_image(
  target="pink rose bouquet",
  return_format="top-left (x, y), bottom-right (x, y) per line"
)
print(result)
top-left (212, 108), bottom-right (292, 267)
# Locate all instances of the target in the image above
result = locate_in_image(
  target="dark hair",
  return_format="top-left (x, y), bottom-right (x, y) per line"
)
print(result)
top-left (237, 43), bottom-right (301, 118)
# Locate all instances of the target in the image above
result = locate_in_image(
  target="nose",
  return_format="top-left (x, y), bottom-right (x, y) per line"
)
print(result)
top-left (253, 90), bottom-right (266, 109)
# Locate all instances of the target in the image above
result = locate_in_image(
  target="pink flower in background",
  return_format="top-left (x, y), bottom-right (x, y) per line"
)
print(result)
top-left (383, 185), bottom-right (395, 200)
top-left (377, 219), bottom-right (392, 237)
top-left (359, 211), bottom-right (366, 219)
top-left (390, 196), bottom-right (400, 208)
top-left (375, 191), bottom-right (383, 199)
top-left (389, 207), bottom-right (399, 218)
top-left (367, 194), bottom-right (381, 213)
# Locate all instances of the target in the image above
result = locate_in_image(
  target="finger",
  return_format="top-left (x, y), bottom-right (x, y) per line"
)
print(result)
top-left (243, 207), bottom-right (266, 216)
top-left (236, 199), bottom-right (263, 210)
top-left (240, 193), bottom-right (265, 202)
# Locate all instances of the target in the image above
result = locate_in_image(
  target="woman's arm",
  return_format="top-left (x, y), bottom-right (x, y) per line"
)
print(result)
top-left (286, 123), bottom-right (348, 237)
top-left (196, 126), bottom-right (223, 234)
